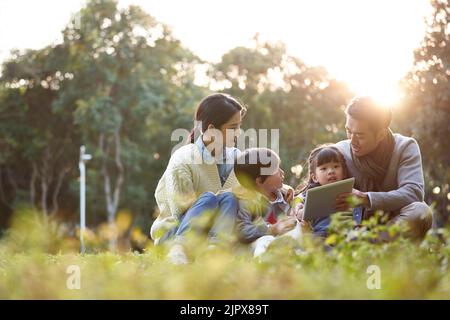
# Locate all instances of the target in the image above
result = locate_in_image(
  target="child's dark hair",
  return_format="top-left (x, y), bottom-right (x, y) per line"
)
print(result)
top-left (189, 93), bottom-right (247, 143)
top-left (234, 148), bottom-right (280, 190)
top-left (296, 144), bottom-right (349, 194)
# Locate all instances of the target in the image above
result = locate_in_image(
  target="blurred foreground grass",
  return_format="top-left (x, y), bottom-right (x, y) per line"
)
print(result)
top-left (0, 209), bottom-right (450, 299)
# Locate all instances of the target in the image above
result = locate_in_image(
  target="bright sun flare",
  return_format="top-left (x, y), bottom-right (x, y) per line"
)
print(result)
top-left (124, 0), bottom-right (430, 105)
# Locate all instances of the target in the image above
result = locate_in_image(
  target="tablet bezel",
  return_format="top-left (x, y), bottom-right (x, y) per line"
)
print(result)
top-left (303, 177), bottom-right (355, 221)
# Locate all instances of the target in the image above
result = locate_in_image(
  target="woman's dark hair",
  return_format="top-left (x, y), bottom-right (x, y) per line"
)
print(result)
top-left (296, 144), bottom-right (349, 194)
top-left (234, 148), bottom-right (280, 190)
top-left (189, 93), bottom-right (247, 143)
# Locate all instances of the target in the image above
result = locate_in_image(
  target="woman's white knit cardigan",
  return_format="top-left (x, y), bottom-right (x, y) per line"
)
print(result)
top-left (150, 143), bottom-right (239, 243)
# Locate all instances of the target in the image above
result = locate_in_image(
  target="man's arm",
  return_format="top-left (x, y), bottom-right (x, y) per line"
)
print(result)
top-left (336, 139), bottom-right (425, 212)
top-left (367, 139), bottom-right (424, 211)
top-left (335, 139), bottom-right (424, 211)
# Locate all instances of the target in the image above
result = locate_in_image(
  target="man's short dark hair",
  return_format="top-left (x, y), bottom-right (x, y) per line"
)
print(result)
top-left (345, 96), bottom-right (392, 131)
top-left (234, 148), bottom-right (280, 190)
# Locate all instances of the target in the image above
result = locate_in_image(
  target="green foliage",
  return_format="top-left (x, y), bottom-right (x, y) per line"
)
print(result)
top-left (0, 0), bottom-right (448, 233)
top-left (0, 208), bottom-right (450, 299)
top-left (398, 0), bottom-right (450, 224)
top-left (210, 37), bottom-right (352, 187)
top-left (0, 0), bottom-right (205, 228)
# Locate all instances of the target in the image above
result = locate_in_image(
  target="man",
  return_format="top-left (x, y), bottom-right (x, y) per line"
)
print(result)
top-left (335, 96), bottom-right (432, 239)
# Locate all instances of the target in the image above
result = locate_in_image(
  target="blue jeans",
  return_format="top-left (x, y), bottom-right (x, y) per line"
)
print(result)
top-left (160, 192), bottom-right (238, 244)
top-left (312, 207), bottom-right (364, 238)
top-left (312, 217), bottom-right (330, 238)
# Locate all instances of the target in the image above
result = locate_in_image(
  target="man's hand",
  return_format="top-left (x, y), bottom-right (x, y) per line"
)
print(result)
top-left (335, 188), bottom-right (370, 211)
top-left (334, 211), bottom-right (354, 222)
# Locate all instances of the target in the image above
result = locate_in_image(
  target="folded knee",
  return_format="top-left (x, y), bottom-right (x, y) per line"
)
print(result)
top-left (400, 202), bottom-right (433, 238)
top-left (402, 202), bottom-right (432, 219)
top-left (197, 192), bottom-right (219, 207)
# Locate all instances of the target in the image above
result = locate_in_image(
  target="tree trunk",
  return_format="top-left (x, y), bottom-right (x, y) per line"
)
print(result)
top-left (0, 165), bottom-right (14, 211)
top-left (40, 178), bottom-right (49, 219)
top-left (0, 165), bottom-right (10, 208)
top-left (99, 129), bottom-right (124, 251)
top-left (39, 148), bottom-right (53, 220)
top-left (5, 166), bottom-right (18, 193)
top-left (50, 166), bottom-right (70, 217)
top-left (30, 162), bottom-right (38, 209)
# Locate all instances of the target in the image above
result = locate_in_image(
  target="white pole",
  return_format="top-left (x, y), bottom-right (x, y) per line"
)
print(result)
top-left (79, 145), bottom-right (91, 254)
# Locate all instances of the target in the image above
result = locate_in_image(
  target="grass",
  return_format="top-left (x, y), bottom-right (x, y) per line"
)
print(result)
top-left (0, 209), bottom-right (449, 299)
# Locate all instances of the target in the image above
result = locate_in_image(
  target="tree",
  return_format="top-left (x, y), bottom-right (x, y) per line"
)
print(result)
top-left (0, 0), bottom-right (205, 246)
top-left (210, 37), bottom-right (352, 186)
top-left (1, 46), bottom-right (79, 221)
top-left (399, 0), bottom-right (450, 225)
top-left (58, 0), bottom-right (205, 248)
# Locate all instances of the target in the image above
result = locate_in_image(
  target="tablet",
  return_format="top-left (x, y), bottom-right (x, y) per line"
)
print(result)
top-left (303, 177), bottom-right (355, 221)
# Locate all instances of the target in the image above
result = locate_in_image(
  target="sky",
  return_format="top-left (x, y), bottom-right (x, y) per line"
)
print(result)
top-left (0, 0), bottom-right (432, 103)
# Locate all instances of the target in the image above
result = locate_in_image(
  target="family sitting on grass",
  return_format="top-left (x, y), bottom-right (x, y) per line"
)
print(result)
top-left (150, 93), bottom-right (433, 264)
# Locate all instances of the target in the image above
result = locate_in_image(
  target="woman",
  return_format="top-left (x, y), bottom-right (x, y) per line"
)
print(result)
top-left (151, 93), bottom-right (245, 263)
